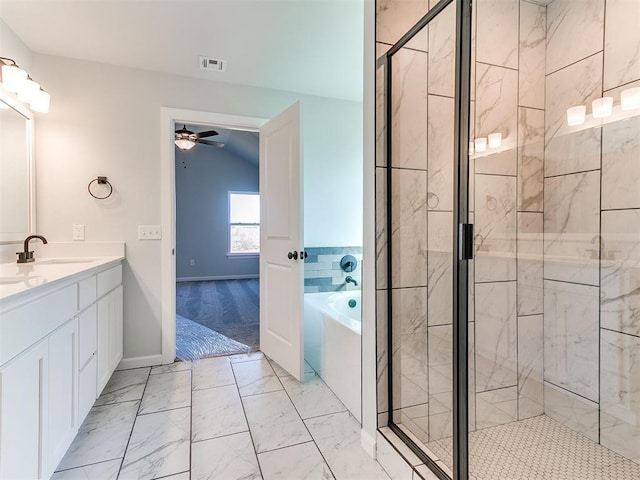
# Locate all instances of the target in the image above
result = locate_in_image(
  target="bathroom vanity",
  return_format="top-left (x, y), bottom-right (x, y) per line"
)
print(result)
top-left (0, 253), bottom-right (124, 479)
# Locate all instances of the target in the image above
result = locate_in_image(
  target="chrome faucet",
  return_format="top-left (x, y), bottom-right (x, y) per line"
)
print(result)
top-left (17, 235), bottom-right (48, 263)
top-left (345, 275), bottom-right (358, 287)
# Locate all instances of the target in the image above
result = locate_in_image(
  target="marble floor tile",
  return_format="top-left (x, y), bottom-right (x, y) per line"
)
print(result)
top-left (280, 371), bottom-right (347, 419)
top-left (232, 358), bottom-right (283, 397)
top-left (267, 356), bottom-right (314, 378)
top-left (139, 370), bottom-right (191, 414)
top-left (306, 411), bottom-right (390, 480)
top-left (229, 351), bottom-right (265, 363)
top-left (56, 400), bottom-right (139, 471)
top-left (158, 473), bottom-right (190, 480)
top-left (94, 367), bottom-right (149, 406)
top-left (119, 407), bottom-right (190, 480)
top-left (258, 441), bottom-right (333, 480)
top-left (191, 432), bottom-right (261, 480)
top-left (191, 384), bottom-right (247, 442)
top-left (51, 459), bottom-right (121, 480)
top-left (242, 390), bottom-right (311, 453)
top-left (150, 361), bottom-right (191, 375)
top-left (192, 356), bottom-right (235, 390)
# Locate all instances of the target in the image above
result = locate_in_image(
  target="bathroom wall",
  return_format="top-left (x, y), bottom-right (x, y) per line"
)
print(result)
top-left (175, 146), bottom-right (259, 281)
top-left (303, 246), bottom-right (362, 293)
top-left (542, 0), bottom-right (640, 462)
top-left (30, 53), bottom-right (363, 363)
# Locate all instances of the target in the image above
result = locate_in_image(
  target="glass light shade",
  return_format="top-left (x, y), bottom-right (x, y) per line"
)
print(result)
top-left (30, 89), bottom-right (50, 113)
top-left (592, 97), bottom-right (613, 118)
top-left (175, 138), bottom-right (196, 150)
top-left (567, 105), bottom-right (586, 126)
top-left (1, 64), bottom-right (27, 93)
top-left (17, 78), bottom-right (40, 103)
top-left (621, 87), bottom-right (640, 111)
top-left (488, 132), bottom-right (502, 148)
top-left (474, 137), bottom-right (487, 152)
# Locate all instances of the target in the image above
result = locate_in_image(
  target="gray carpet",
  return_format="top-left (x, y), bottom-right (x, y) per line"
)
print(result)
top-left (176, 279), bottom-right (260, 351)
top-left (175, 314), bottom-right (250, 361)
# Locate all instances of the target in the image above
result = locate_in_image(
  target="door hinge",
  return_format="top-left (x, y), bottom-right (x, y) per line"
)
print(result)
top-left (459, 223), bottom-right (474, 260)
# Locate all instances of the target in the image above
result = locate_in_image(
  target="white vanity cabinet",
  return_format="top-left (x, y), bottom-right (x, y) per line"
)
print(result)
top-left (0, 259), bottom-right (123, 480)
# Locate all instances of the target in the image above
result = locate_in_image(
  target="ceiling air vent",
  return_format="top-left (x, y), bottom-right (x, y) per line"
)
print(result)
top-left (199, 56), bottom-right (227, 72)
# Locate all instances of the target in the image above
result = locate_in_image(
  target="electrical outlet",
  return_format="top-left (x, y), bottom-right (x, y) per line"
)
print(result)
top-left (73, 224), bottom-right (85, 241)
top-left (138, 225), bottom-right (162, 240)
top-left (189, 259), bottom-right (195, 266)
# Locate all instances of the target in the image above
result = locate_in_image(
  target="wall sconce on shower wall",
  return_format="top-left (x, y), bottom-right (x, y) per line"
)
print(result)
top-left (0, 56), bottom-right (50, 113)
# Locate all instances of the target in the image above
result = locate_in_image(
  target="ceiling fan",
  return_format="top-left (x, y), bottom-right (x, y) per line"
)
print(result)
top-left (174, 125), bottom-right (225, 150)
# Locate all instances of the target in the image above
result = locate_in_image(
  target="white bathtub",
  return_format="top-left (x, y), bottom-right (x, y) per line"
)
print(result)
top-left (304, 291), bottom-right (361, 421)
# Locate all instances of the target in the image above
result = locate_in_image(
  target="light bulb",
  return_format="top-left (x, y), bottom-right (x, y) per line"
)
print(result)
top-left (621, 87), bottom-right (640, 111)
top-left (592, 97), bottom-right (613, 118)
top-left (30, 89), bottom-right (50, 113)
top-left (567, 105), bottom-right (586, 126)
top-left (1, 64), bottom-right (27, 93)
top-left (17, 78), bottom-right (40, 103)
top-left (175, 138), bottom-right (196, 150)
top-left (488, 132), bottom-right (502, 148)
top-left (474, 137), bottom-right (487, 153)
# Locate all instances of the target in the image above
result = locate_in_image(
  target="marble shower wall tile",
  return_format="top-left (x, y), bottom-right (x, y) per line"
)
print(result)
top-left (543, 171), bottom-right (600, 285)
top-left (519, 0), bottom-right (546, 109)
top-left (517, 212), bottom-right (543, 316)
top-left (476, 0), bottom-right (519, 69)
top-left (476, 386), bottom-right (517, 430)
top-left (475, 282), bottom-right (517, 392)
top-left (427, 95), bottom-right (454, 212)
top-left (474, 175), bottom-right (516, 282)
top-left (603, 0), bottom-right (640, 90)
top-left (544, 53), bottom-right (603, 177)
top-left (428, 1), bottom-right (456, 98)
top-left (600, 329), bottom-right (640, 464)
top-left (546, 0), bottom-right (604, 75)
top-left (391, 48), bottom-right (428, 170)
top-left (391, 168), bottom-right (428, 288)
top-left (601, 209), bottom-right (640, 338)
top-left (377, 0), bottom-right (429, 51)
top-left (376, 167), bottom-right (388, 290)
top-left (543, 382), bottom-right (599, 443)
top-left (517, 314), bottom-right (544, 420)
top-left (517, 107), bottom-right (544, 212)
top-left (543, 280), bottom-right (599, 402)
top-left (376, 43), bottom-right (388, 168)
top-left (376, 290), bottom-right (389, 417)
top-left (602, 116), bottom-right (640, 210)
top-left (475, 64), bottom-right (518, 174)
top-left (428, 211), bottom-right (452, 327)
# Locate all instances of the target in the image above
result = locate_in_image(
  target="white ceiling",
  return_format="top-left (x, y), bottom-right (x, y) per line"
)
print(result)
top-left (0, 0), bottom-right (364, 102)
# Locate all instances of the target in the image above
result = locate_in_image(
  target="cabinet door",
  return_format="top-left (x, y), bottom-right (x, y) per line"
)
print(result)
top-left (48, 318), bottom-right (79, 477)
top-left (97, 285), bottom-right (123, 395)
top-left (0, 340), bottom-right (48, 480)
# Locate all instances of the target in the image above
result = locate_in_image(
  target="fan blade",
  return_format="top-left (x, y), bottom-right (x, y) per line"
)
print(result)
top-left (198, 139), bottom-right (225, 147)
top-left (195, 130), bottom-right (219, 139)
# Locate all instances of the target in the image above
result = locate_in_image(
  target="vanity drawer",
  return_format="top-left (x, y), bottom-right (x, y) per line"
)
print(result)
top-left (78, 304), bottom-right (97, 368)
top-left (78, 276), bottom-right (97, 311)
top-left (97, 264), bottom-right (122, 297)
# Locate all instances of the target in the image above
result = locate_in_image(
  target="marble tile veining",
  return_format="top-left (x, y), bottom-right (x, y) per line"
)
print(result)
top-left (517, 314), bottom-right (544, 420)
top-left (191, 356), bottom-right (235, 390)
top-left (543, 382), bottom-right (599, 443)
top-left (258, 441), bottom-right (333, 480)
top-left (191, 384), bottom-right (248, 442)
top-left (52, 459), bottom-right (121, 480)
top-left (476, 386), bottom-right (517, 430)
top-left (376, 167), bottom-right (388, 290)
top-left (519, 0), bottom-right (546, 109)
top-left (427, 212), bottom-right (453, 326)
top-left (428, 1), bottom-right (456, 98)
top-left (191, 432), bottom-right (261, 480)
top-left (94, 368), bottom-right (149, 407)
top-left (280, 371), bottom-right (347, 419)
top-left (476, 0), bottom-right (519, 69)
top-left (603, 0), bottom-right (640, 90)
top-left (231, 357), bottom-right (283, 397)
top-left (601, 116), bottom-right (640, 210)
top-left (427, 95), bottom-right (454, 212)
top-left (517, 108), bottom-right (544, 213)
top-left (517, 212), bottom-right (543, 316)
top-left (138, 370), bottom-right (191, 414)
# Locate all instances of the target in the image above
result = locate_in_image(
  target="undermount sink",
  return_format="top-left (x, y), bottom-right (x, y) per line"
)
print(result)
top-left (0, 276), bottom-right (42, 285)
top-left (37, 258), bottom-right (97, 265)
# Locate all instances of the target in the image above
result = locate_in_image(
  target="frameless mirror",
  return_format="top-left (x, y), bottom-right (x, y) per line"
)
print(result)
top-left (0, 92), bottom-right (34, 244)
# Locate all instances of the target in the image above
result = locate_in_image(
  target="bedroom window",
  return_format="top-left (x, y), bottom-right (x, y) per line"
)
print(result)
top-left (229, 192), bottom-right (260, 255)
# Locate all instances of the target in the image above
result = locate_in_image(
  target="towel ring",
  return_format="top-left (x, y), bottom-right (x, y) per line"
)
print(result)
top-left (88, 176), bottom-right (113, 200)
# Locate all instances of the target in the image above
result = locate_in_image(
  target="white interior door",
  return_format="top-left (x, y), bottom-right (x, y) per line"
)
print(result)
top-left (259, 101), bottom-right (304, 381)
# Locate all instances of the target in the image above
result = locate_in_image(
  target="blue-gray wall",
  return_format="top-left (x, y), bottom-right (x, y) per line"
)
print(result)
top-left (175, 145), bottom-right (259, 280)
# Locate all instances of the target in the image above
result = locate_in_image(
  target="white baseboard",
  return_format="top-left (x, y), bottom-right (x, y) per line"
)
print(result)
top-left (176, 274), bottom-right (259, 282)
top-left (361, 429), bottom-right (377, 459)
top-left (117, 354), bottom-right (164, 370)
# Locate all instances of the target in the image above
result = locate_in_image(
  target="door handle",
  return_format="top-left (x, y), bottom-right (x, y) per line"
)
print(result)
top-left (300, 250), bottom-right (308, 260)
top-left (287, 251), bottom-right (299, 260)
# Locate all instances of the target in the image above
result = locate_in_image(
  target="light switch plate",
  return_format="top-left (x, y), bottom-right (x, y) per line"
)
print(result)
top-left (138, 225), bottom-right (161, 240)
top-left (73, 224), bottom-right (85, 241)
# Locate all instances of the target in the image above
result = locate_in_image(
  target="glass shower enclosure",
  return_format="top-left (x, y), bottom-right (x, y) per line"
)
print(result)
top-left (377, 0), bottom-right (640, 479)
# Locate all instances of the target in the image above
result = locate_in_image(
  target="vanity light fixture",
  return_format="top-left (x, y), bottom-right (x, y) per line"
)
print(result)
top-left (488, 132), bottom-right (502, 148)
top-left (566, 105), bottom-right (586, 126)
top-left (621, 87), bottom-right (640, 111)
top-left (592, 97), bottom-right (613, 119)
top-left (0, 56), bottom-right (50, 113)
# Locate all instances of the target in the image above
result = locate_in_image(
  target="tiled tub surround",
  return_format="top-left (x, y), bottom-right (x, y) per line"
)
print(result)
top-left (374, 0), bottom-right (640, 477)
top-left (303, 246), bottom-right (362, 293)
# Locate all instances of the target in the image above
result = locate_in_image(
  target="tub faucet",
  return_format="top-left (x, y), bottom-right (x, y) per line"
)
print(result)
top-left (17, 235), bottom-right (48, 263)
top-left (345, 275), bottom-right (358, 287)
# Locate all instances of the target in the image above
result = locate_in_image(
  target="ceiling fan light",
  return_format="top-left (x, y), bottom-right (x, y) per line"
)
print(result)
top-left (175, 138), bottom-right (196, 150)
top-left (1, 64), bottom-right (27, 93)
